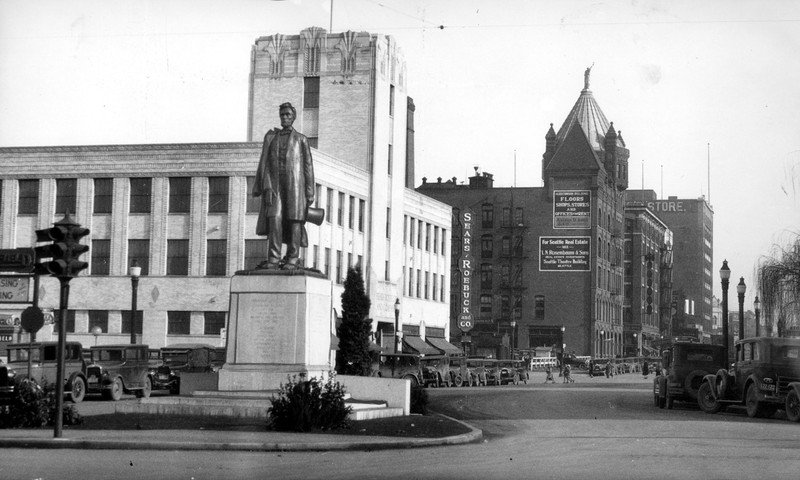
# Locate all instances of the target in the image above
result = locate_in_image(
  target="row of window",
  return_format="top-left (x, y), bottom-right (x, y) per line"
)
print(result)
top-left (479, 235), bottom-right (523, 258)
top-left (404, 215), bottom-right (447, 255)
top-left (471, 294), bottom-right (547, 321)
top-left (403, 268), bottom-right (446, 302)
top-left (480, 205), bottom-right (524, 228)
top-left (54, 310), bottom-right (226, 336)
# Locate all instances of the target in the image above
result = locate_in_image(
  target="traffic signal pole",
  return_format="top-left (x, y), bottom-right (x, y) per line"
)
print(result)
top-left (54, 277), bottom-right (70, 438)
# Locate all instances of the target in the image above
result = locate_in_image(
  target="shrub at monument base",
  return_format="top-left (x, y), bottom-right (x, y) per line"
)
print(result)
top-left (267, 373), bottom-right (352, 432)
top-left (0, 380), bottom-right (82, 428)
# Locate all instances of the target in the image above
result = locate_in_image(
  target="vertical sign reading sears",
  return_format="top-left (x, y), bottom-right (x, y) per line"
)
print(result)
top-left (553, 190), bottom-right (591, 229)
top-left (458, 208), bottom-right (475, 332)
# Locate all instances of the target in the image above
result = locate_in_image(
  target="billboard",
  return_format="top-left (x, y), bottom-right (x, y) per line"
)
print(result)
top-left (539, 236), bottom-right (591, 271)
top-left (553, 190), bottom-right (591, 229)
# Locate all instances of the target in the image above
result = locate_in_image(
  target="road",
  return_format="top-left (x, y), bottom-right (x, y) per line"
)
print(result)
top-left (4, 373), bottom-right (800, 479)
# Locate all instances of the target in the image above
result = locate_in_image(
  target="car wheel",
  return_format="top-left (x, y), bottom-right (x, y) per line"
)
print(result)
top-left (697, 381), bottom-right (722, 414)
top-left (684, 370), bottom-right (706, 401)
top-left (746, 384), bottom-right (766, 418)
top-left (136, 376), bottom-right (152, 398)
top-left (404, 375), bottom-right (419, 388)
top-left (69, 376), bottom-right (86, 403)
top-left (786, 389), bottom-right (800, 422)
top-left (109, 377), bottom-right (124, 401)
top-left (453, 374), bottom-right (463, 388)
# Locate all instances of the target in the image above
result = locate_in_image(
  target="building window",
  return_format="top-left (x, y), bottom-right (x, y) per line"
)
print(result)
top-left (515, 207), bottom-right (524, 226)
top-left (94, 178), bottom-right (113, 214)
top-left (244, 239), bottom-right (267, 270)
top-left (501, 208), bottom-right (511, 227)
top-left (54, 310), bottom-right (76, 334)
top-left (535, 295), bottom-right (545, 321)
top-left (304, 76), bottom-right (320, 108)
top-left (433, 227), bottom-right (439, 254)
top-left (386, 207), bottom-right (391, 238)
top-left (358, 199), bottom-right (365, 232)
top-left (433, 275), bottom-right (438, 301)
top-left (480, 295), bottom-right (493, 314)
top-left (169, 177), bottom-right (191, 214)
top-left (336, 250), bottom-right (343, 284)
top-left (425, 223), bottom-right (431, 251)
top-left (130, 178), bottom-right (152, 214)
top-left (481, 235), bottom-right (493, 258)
top-left (55, 178), bottom-right (77, 215)
top-left (482, 205), bottom-right (493, 228)
top-left (417, 220), bottom-right (423, 247)
top-left (88, 310), bottom-right (109, 334)
top-left (389, 84), bottom-right (395, 116)
top-left (441, 229), bottom-right (447, 256)
top-left (440, 274), bottom-right (445, 302)
top-left (514, 295), bottom-right (523, 320)
top-left (245, 177), bottom-right (260, 213)
top-left (501, 265), bottom-right (510, 286)
top-left (514, 235), bottom-right (523, 256)
top-left (408, 269), bottom-right (414, 295)
top-left (167, 311), bottom-right (191, 335)
top-left (388, 144), bottom-right (393, 175)
top-left (312, 245), bottom-right (319, 270)
top-left (208, 177), bottom-right (229, 213)
top-left (326, 188), bottom-right (333, 224)
top-left (409, 219), bottom-right (416, 247)
top-left (128, 240), bottom-right (150, 275)
top-left (91, 239), bottom-right (110, 275)
top-left (204, 312), bottom-right (226, 335)
top-left (385, 260), bottom-right (390, 281)
top-left (424, 272), bottom-right (430, 300)
top-left (416, 268), bottom-right (421, 297)
top-left (501, 295), bottom-right (510, 318)
top-left (337, 192), bottom-right (345, 226)
top-left (121, 310), bottom-right (143, 335)
top-left (481, 263), bottom-right (493, 290)
top-left (348, 196), bottom-right (355, 229)
top-left (324, 247), bottom-right (331, 278)
top-left (18, 179), bottom-right (38, 214)
top-left (167, 240), bottom-right (189, 276)
top-left (501, 236), bottom-right (511, 256)
top-left (308, 137), bottom-right (318, 149)
top-left (206, 240), bottom-right (227, 276)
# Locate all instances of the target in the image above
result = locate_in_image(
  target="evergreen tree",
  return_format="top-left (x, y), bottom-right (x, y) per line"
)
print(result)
top-left (336, 265), bottom-right (373, 375)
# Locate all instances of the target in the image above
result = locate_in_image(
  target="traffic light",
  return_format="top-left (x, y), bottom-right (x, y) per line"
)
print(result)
top-left (645, 254), bottom-right (654, 314)
top-left (33, 213), bottom-right (90, 278)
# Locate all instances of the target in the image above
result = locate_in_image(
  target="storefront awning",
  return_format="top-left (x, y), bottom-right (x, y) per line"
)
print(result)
top-left (425, 337), bottom-right (463, 355)
top-left (403, 336), bottom-right (440, 355)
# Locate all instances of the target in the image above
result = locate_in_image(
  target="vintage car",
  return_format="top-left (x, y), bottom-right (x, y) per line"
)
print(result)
top-left (419, 355), bottom-right (452, 387)
top-left (697, 337), bottom-right (800, 421)
top-left (498, 360), bottom-right (521, 385)
top-left (448, 355), bottom-right (473, 387)
top-left (653, 342), bottom-right (727, 409)
top-left (376, 353), bottom-right (424, 387)
top-left (588, 359), bottom-right (612, 377)
top-left (153, 343), bottom-right (222, 394)
top-left (86, 344), bottom-right (154, 400)
top-left (2, 341), bottom-right (88, 403)
top-left (466, 357), bottom-right (499, 386)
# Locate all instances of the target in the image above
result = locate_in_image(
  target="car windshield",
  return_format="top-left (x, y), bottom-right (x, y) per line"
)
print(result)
top-left (93, 349), bottom-right (123, 363)
top-left (8, 347), bottom-right (38, 363)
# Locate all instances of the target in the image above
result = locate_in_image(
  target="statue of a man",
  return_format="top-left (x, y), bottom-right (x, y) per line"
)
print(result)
top-left (252, 102), bottom-right (315, 270)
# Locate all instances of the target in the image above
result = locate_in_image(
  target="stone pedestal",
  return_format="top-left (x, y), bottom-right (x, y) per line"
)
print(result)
top-left (218, 270), bottom-right (333, 391)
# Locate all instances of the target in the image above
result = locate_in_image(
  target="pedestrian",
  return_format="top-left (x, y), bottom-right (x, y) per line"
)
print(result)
top-left (544, 365), bottom-right (556, 383)
top-left (563, 364), bottom-right (573, 383)
top-left (642, 361), bottom-right (650, 379)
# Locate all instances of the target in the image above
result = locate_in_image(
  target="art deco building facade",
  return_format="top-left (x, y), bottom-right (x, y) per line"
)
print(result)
top-left (0, 27), bottom-right (451, 354)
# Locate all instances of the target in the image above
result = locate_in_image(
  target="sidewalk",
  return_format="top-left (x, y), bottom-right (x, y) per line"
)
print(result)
top-left (0, 413), bottom-right (483, 452)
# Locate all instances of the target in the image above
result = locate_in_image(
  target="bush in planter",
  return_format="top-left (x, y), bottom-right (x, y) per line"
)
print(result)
top-left (267, 373), bottom-right (352, 432)
top-left (0, 380), bottom-right (82, 428)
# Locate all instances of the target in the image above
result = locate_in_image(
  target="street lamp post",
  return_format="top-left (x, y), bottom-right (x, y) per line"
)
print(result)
top-left (633, 332), bottom-right (639, 357)
top-left (510, 320), bottom-right (516, 359)
top-left (599, 329), bottom-right (604, 358)
top-left (129, 260), bottom-right (141, 344)
top-left (754, 295), bottom-right (761, 337)
top-left (91, 325), bottom-right (102, 346)
top-left (394, 298), bottom-right (401, 354)
top-left (737, 277), bottom-right (746, 342)
top-left (720, 260), bottom-right (731, 362)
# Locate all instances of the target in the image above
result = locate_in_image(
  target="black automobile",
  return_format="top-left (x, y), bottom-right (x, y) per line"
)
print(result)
top-left (153, 343), bottom-right (224, 394)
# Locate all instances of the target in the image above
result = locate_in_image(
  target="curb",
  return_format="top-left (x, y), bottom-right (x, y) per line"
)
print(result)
top-left (0, 414), bottom-right (483, 452)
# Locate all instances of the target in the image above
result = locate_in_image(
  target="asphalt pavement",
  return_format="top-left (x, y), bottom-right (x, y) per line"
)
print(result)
top-left (0, 369), bottom-right (652, 452)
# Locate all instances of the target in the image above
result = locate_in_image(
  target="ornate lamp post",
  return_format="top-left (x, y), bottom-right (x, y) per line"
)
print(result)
top-left (754, 295), bottom-right (761, 337)
top-left (129, 260), bottom-right (141, 344)
top-left (737, 277), bottom-right (746, 342)
top-left (720, 260), bottom-right (731, 361)
top-left (91, 325), bottom-right (102, 346)
top-left (394, 298), bottom-right (401, 353)
top-left (510, 320), bottom-right (516, 359)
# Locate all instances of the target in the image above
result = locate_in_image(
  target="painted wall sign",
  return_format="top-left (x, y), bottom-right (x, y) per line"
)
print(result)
top-left (647, 200), bottom-right (685, 212)
top-left (553, 190), bottom-right (591, 229)
top-left (539, 236), bottom-right (591, 271)
top-left (458, 208), bottom-right (475, 332)
top-left (0, 276), bottom-right (30, 303)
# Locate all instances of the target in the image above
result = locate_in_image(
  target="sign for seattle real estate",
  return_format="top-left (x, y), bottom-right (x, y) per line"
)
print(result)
top-left (539, 236), bottom-right (591, 271)
top-left (457, 208), bottom-right (475, 332)
top-left (553, 190), bottom-right (591, 229)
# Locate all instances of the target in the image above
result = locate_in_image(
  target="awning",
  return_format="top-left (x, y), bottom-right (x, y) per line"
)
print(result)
top-left (425, 337), bottom-right (463, 355)
top-left (403, 336), bottom-right (441, 355)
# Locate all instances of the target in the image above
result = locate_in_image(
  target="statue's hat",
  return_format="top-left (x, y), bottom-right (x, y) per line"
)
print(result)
top-left (306, 206), bottom-right (325, 226)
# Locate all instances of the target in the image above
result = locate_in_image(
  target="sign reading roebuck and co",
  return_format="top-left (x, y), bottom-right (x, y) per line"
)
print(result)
top-left (458, 208), bottom-right (475, 332)
top-left (553, 190), bottom-right (591, 229)
top-left (539, 236), bottom-right (591, 271)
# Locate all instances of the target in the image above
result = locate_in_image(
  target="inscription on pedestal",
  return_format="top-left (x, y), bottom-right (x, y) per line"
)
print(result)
top-left (237, 294), bottom-right (298, 364)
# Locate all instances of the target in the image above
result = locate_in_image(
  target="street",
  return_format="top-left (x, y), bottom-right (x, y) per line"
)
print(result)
top-left (4, 373), bottom-right (800, 479)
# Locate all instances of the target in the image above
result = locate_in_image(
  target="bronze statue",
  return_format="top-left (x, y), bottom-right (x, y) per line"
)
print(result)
top-left (253, 102), bottom-right (316, 270)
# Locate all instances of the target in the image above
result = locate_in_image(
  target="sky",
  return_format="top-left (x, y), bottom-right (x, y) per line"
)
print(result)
top-left (1, 0), bottom-right (799, 307)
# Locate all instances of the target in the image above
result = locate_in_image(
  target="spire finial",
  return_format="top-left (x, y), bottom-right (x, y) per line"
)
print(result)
top-left (583, 63), bottom-right (594, 90)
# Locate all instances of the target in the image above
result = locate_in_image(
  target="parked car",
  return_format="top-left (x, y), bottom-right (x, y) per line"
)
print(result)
top-left (466, 357), bottom-right (499, 386)
top-left (86, 344), bottom-right (154, 400)
top-left (498, 360), bottom-right (521, 385)
top-left (2, 341), bottom-right (88, 403)
top-left (697, 337), bottom-right (800, 421)
top-left (419, 355), bottom-right (452, 387)
top-left (653, 342), bottom-right (727, 409)
top-left (448, 355), bottom-right (473, 387)
top-left (153, 343), bottom-right (221, 394)
top-left (377, 353), bottom-right (424, 387)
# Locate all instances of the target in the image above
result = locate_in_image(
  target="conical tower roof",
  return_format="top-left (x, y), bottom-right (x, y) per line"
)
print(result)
top-left (554, 66), bottom-right (620, 154)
